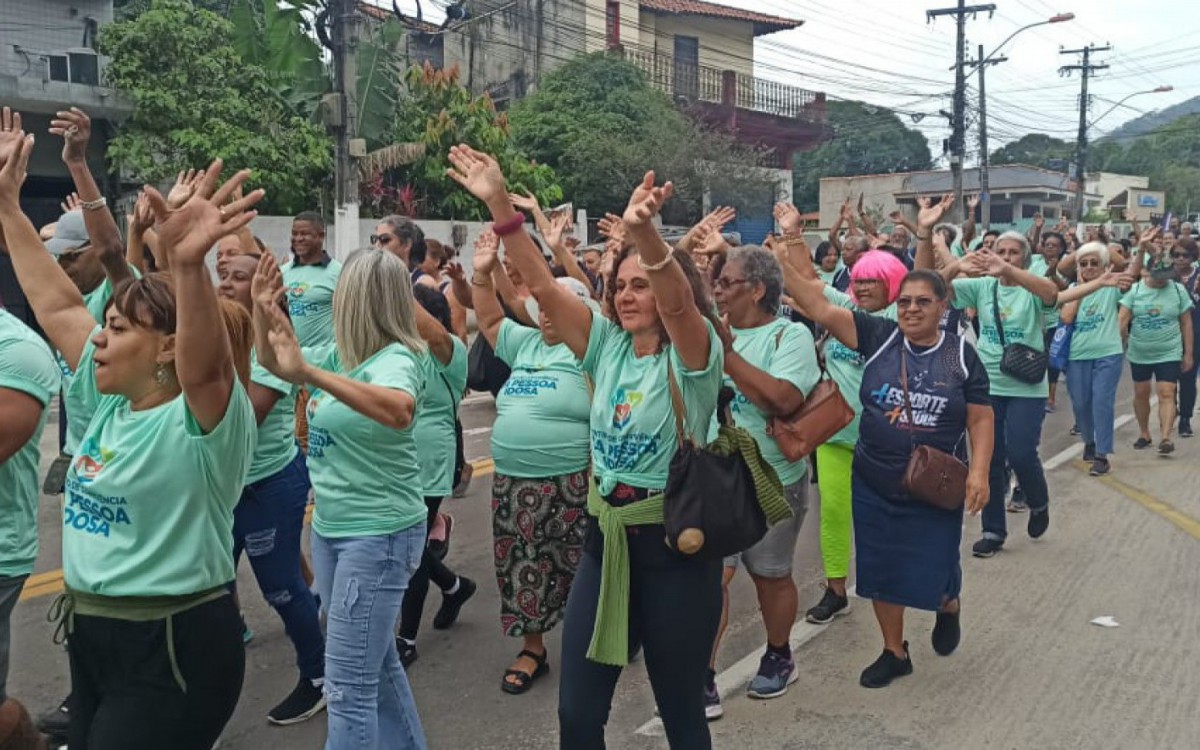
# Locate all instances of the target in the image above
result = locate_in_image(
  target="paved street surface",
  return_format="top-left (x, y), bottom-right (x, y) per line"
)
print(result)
top-left (11, 375), bottom-right (1200, 749)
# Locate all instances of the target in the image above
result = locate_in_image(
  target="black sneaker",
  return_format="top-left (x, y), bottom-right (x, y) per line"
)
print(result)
top-left (1028, 507), bottom-right (1050, 539)
top-left (267, 678), bottom-right (327, 726)
top-left (972, 538), bottom-right (1004, 558)
top-left (804, 587), bottom-right (850, 624)
top-left (859, 642), bottom-right (912, 688)
top-left (1070, 424), bottom-right (1080, 436)
top-left (932, 608), bottom-right (961, 656)
top-left (1181, 420), bottom-right (1194, 438)
top-left (1089, 457), bottom-right (1110, 476)
top-left (1082, 442), bottom-right (1096, 462)
top-left (433, 577), bottom-right (476, 630)
top-left (37, 698), bottom-right (69, 742)
top-left (397, 637), bottom-right (418, 668)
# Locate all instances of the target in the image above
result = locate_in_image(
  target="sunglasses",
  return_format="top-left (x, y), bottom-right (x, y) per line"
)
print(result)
top-left (896, 296), bottom-right (937, 310)
top-left (1077, 259), bottom-right (1101, 268)
top-left (370, 233), bottom-right (397, 245)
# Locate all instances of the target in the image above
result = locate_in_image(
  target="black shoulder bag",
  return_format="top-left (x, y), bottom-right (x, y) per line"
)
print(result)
top-left (992, 282), bottom-right (1048, 385)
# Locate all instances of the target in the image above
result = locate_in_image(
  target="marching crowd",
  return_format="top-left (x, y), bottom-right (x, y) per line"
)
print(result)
top-left (0, 103), bottom-right (1197, 750)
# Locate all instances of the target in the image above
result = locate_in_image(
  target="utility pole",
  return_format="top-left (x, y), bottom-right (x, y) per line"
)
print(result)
top-left (928, 0), bottom-right (995, 223)
top-left (1060, 44), bottom-right (1110, 223)
top-left (330, 0), bottom-right (362, 258)
top-left (967, 44), bottom-right (1007, 230)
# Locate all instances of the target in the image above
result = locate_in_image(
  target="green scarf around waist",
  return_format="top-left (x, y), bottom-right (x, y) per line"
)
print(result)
top-left (585, 478), bottom-right (664, 666)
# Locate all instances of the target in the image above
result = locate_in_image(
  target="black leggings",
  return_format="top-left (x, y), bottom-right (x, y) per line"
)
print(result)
top-left (67, 594), bottom-right (244, 750)
top-left (558, 526), bottom-right (722, 750)
top-left (397, 496), bottom-right (458, 642)
top-left (454, 418), bottom-right (466, 487)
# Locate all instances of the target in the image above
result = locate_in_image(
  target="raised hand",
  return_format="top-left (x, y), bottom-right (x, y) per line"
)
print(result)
top-left (622, 171), bottom-right (674, 227)
top-left (473, 229), bottom-right (500, 274)
top-left (0, 123), bottom-right (33, 209)
top-left (48, 107), bottom-right (91, 165)
top-left (545, 211), bottom-right (572, 249)
top-left (446, 145), bottom-right (508, 206)
top-left (1138, 226), bottom-right (1161, 246)
top-left (889, 210), bottom-right (904, 224)
top-left (129, 190), bottom-right (155, 233)
top-left (1034, 213), bottom-right (1045, 229)
top-left (167, 168), bottom-right (202, 209)
top-left (507, 191), bottom-right (539, 213)
top-left (704, 205), bottom-right (736, 233)
top-left (966, 194), bottom-right (980, 210)
top-left (840, 197), bottom-right (854, 222)
top-left (252, 252), bottom-right (307, 383)
top-left (444, 260), bottom-right (466, 284)
top-left (917, 194), bottom-right (954, 229)
top-left (1117, 274), bottom-right (1135, 293)
top-left (971, 249), bottom-right (1010, 277)
top-left (774, 202), bottom-right (804, 235)
top-left (143, 159), bottom-right (263, 267)
top-left (597, 212), bottom-right (625, 242)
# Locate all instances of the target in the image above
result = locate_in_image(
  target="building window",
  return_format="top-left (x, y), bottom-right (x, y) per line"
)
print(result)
top-left (606, 1), bottom-right (620, 48)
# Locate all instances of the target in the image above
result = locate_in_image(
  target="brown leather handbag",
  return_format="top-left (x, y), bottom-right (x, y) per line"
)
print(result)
top-left (765, 333), bottom-right (855, 461)
top-left (898, 350), bottom-right (968, 511)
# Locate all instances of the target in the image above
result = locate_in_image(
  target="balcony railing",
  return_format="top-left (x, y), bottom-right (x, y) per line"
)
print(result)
top-left (622, 47), bottom-right (819, 120)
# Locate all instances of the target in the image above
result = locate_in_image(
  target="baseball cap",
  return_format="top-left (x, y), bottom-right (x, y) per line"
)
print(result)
top-left (525, 276), bottom-right (601, 321)
top-left (45, 210), bottom-right (90, 256)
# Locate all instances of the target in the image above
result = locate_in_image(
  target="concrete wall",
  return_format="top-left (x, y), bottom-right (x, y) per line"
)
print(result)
top-left (1088, 171), bottom-right (1150, 208)
top-left (818, 174), bottom-right (911, 228)
top-left (0, 0), bottom-right (113, 88)
top-left (638, 11), bottom-right (755, 77)
top-left (1123, 188), bottom-right (1166, 222)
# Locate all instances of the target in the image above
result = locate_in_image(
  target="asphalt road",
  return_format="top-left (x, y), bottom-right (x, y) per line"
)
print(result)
top-left (12, 373), bottom-right (1197, 749)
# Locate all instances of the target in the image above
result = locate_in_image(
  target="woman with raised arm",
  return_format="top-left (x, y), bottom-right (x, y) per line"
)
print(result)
top-left (216, 254), bottom-right (327, 725)
top-left (253, 248), bottom-right (429, 750)
top-left (947, 235), bottom-right (1059, 558)
top-left (793, 267), bottom-right (993, 688)
top-left (447, 145), bottom-right (724, 750)
top-left (1057, 242), bottom-right (1130, 476)
top-left (471, 229), bottom-right (594, 695)
top-left (0, 116), bottom-right (261, 746)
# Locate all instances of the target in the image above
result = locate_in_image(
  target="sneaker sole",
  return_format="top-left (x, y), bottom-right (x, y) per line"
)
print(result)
top-left (747, 668), bottom-right (800, 700)
top-left (705, 704), bottom-right (724, 721)
top-left (804, 601), bottom-right (851, 625)
top-left (267, 695), bottom-right (327, 726)
top-left (972, 547), bottom-right (1001, 558)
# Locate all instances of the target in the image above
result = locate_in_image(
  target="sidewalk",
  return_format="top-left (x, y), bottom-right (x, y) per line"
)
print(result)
top-left (633, 418), bottom-right (1200, 749)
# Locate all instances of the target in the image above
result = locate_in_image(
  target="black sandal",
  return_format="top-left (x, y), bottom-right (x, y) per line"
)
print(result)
top-left (501, 649), bottom-right (549, 695)
top-left (1133, 437), bottom-right (1153, 450)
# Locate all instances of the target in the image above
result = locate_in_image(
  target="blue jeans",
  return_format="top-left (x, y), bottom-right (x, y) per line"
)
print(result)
top-left (233, 452), bottom-right (324, 681)
top-left (1066, 354), bottom-right (1124, 457)
top-left (313, 524), bottom-right (427, 750)
top-left (983, 395), bottom-right (1050, 542)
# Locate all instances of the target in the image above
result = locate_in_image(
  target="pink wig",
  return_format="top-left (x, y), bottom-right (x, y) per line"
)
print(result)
top-left (849, 250), bottom-right (908, 305)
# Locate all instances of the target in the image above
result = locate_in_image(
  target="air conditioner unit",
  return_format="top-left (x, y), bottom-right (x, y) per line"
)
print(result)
top-left (67, 48), bottom-right (99, 85)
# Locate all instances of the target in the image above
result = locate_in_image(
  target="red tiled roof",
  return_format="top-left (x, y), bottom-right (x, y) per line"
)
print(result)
top-left (639, 0), bottom-right (803, 35)
top-left (358, 2), bottom-right (440, 33)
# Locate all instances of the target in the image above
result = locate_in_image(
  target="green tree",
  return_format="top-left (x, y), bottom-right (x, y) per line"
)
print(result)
top-left (508, 52), bottom-right (779, 222)
top-left (790, 100), bottom-right (932, 210)
top-left (989, 133), bottom-right (1074, 168)
top-left (98, 0), bottom-right (332, 215)
top-left (377, 63), bottom-right (562, 220)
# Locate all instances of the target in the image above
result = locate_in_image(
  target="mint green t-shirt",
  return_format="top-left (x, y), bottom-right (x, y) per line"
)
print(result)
top-left (712, 318), bottom-right (819, 485)
top-left (414, 337), bottom-right (467, 498)
top-left (952, 277), bottom-right (1052, 398)
top-left (307, 343), bottom-right (427, 538)
top-left (1120, 281), bottom-right (1194, 365)
top-left (822, 286), bottom-right (896, 446)
top-left (1068, 285), bottom-right (1124, 361)
top-left (1028, 255), bottom-right (1060, 330)
top-left (492, 320), bottom-right (591, 479)
top-left (0, 310), bottom-right (61, 577)
top-left (62, 337), bottom-right (256, 597)
top-left (246, 350), bottom-right (299, 484)
top-left (582, 315), bottom-right (724, 495)
top-left (283, 258), bottom-right (343, 350)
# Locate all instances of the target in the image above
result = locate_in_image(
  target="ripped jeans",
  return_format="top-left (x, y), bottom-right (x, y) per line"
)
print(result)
top-left (312, 523), bottom-right (427, 750)
top-left (233, 452), bottom-right (324, 681)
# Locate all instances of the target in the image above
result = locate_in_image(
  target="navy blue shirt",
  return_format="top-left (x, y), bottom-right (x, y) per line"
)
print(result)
top-left (851, 313), bottom-right (990, 499)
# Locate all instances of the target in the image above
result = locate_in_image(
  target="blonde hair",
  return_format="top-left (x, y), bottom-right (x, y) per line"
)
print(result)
top-left (333, 249), bottom-right (427, 369)
top-left (217, 297), bottom-right (253, 387)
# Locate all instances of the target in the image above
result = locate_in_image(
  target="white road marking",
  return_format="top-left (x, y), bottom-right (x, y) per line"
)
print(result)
top-left (634, 586), bottom-right (857, 738)
top-left (1043, 397), bottom-right (1157, 471)
top-left (462, 426), bottom-right (492, 437)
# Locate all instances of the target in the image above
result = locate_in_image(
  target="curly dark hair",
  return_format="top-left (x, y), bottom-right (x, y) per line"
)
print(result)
top-left (603, 246), bottom-right (718, 345)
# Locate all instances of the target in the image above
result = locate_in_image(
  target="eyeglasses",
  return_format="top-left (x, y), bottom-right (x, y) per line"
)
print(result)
top-left (1171, 252), bottom-right (1192, 259)
top-left (370, 233), bottom-right (396, 245)
top-left (896, 296), bottom-right (937, 310)
top-left (1077, 259), bottom-right (1101, 268)
top-left (713, 278), bottom-right (749, 291)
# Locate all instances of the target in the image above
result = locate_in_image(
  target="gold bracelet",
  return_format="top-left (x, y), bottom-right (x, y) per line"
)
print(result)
top-left (637, 252), bottom-right (674, 272)
top-left (471, 274), bottom-right (492, 286)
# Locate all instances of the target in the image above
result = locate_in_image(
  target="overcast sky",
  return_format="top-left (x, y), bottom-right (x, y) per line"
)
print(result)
top-left (383, 0), bottom-right (1199, 165)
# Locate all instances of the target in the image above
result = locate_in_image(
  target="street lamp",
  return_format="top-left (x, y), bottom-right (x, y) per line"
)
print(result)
top-left (963, 12), bottom-right (1074, 228)
top-left (1090, 85), bottom-right (1174, 128)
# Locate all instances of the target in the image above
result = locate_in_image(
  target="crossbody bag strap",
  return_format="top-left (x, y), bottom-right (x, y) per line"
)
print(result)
top-left (991, 281), bottom-right (1008, 348)
top-left (665, 356), bottom-right (689, 447)
top-left (898, 343), bottom-right (916, 449)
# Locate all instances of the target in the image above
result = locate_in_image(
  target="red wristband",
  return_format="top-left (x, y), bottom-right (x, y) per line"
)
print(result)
top-left (492, 214), bottom-right (526, 237)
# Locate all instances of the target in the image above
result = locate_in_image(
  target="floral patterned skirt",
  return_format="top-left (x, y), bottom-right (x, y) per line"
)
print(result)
top-left (492, 469), bottom-right (589, 637)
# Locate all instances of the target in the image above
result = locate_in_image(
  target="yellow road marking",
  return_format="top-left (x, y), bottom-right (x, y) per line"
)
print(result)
top-left (1073, 459), bottom-right (1200, 541)
top-left (20, 458), bottom-right (496, 603)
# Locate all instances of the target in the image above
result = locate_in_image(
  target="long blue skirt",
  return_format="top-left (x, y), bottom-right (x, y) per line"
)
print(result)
top-left (851, 471), bottom-right (963, 611)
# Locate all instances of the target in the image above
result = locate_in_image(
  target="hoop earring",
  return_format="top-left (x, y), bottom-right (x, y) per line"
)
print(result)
top-left (155, 363), bottom-right (168, 386)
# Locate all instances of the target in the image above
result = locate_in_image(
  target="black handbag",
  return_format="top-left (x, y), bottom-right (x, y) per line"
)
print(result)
top-left (992, 283), bottom-right (1048, 384)
top-left (466, 335), bottom-right (510, 396)
top-left (661, 362), bottom-right (788, 560)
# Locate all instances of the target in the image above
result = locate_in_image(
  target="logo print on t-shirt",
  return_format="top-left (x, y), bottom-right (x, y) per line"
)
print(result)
top-left (610, 388), bottom-right (643, 430)
top-left (288, 281), bottom-right (311, 298)
top-left (73, 437), bottom-right (115, 485)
